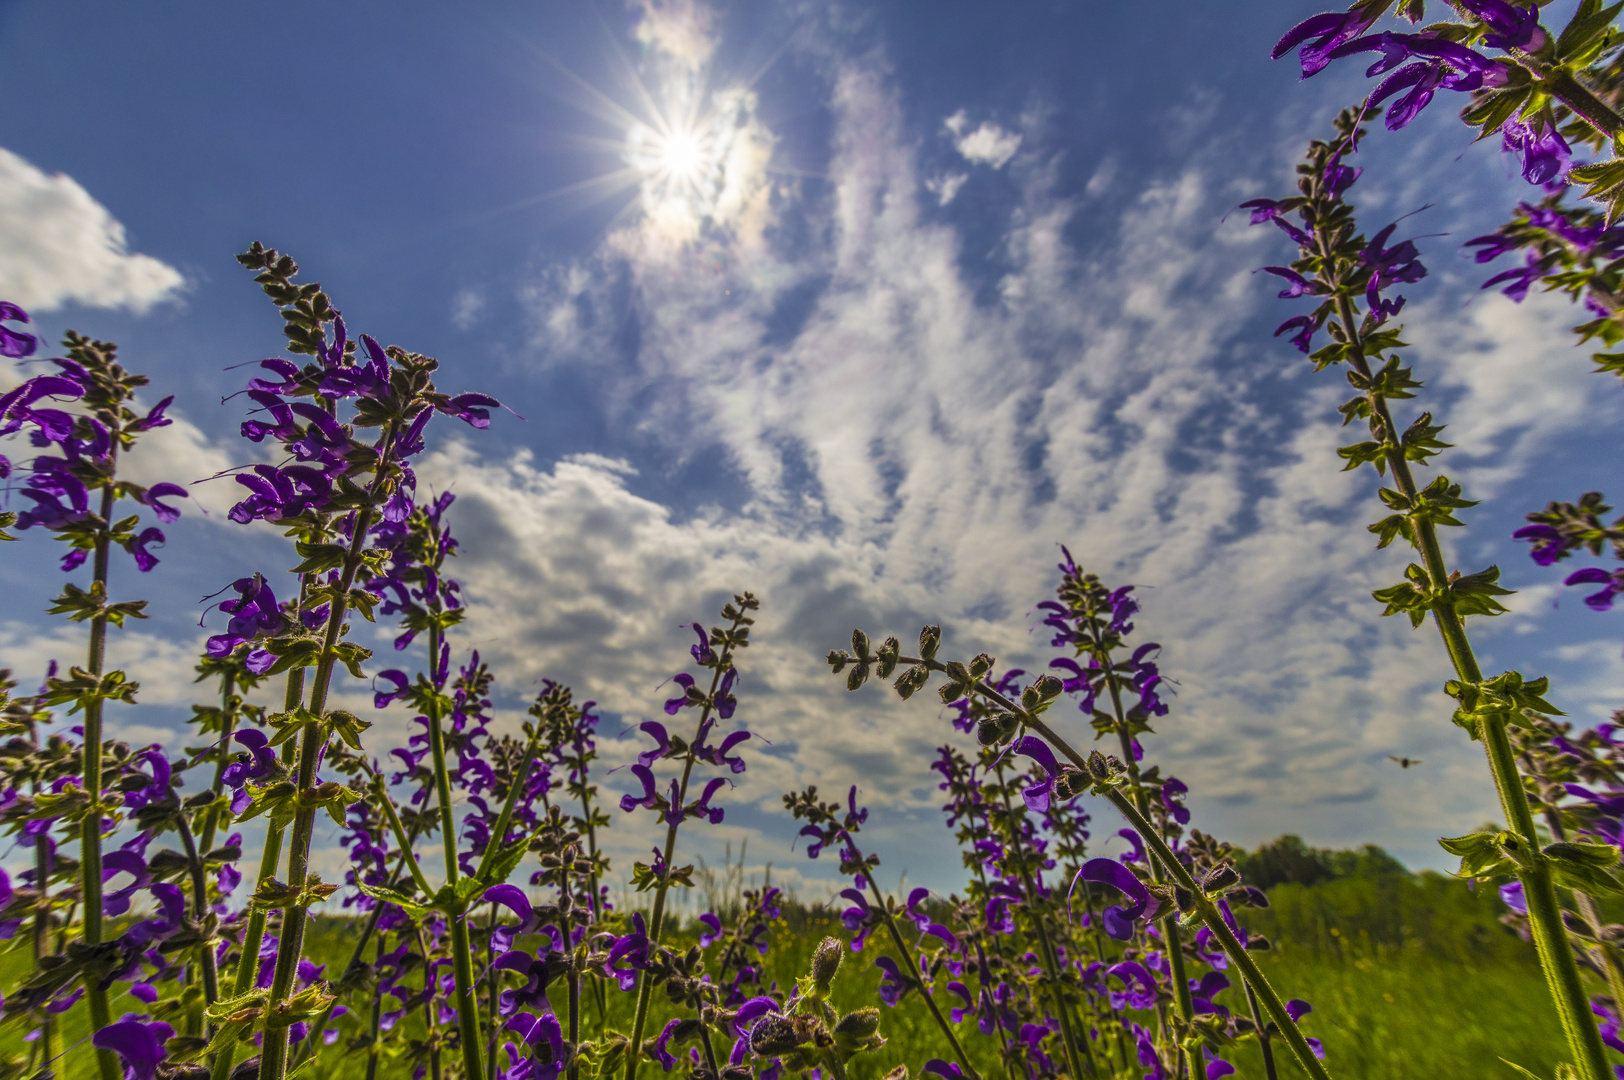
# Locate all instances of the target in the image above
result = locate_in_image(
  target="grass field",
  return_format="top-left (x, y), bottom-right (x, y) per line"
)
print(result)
top-left (3, 912), bottom-right (1572, 1080)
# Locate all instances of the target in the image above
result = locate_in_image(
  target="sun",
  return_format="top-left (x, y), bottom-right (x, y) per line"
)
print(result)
top-left (660, 130), bottom-right (705, 182)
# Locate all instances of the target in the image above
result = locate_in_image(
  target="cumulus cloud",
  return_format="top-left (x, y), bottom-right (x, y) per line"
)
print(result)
top-left (944, 110), bottom-right (1022, 169)
top-left (0, 147), bottom-right (185, 313)
top-left (451, 286), bottom-right (487, 330)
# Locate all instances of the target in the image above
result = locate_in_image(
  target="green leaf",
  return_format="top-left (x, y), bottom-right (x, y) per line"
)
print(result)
top-left (290, 541), bottom-right (348, 576)
top-left (480, 838), bottom-right (530, 888)
top-left (355, 881), bottom-right (434, 920)
top-left (1556, 0), bottom-right (1624, 63)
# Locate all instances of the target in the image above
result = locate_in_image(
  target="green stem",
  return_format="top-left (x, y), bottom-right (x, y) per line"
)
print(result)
top-left (176, 816), bottom-right (222, 1020)
top-left (1101, 790), bottom-right (1331, 1080)
top-left (868, 884), bottom-right (984, 1080)
top-left (363, 933), bottom-right (387, 1080)
top-left (423, 619), bottom-right (487, 1080)
top-left (289, 848), bottom-right (413, 1074)
top-left (988, 764), bottom-right (1090, 1080)
top-left (1243, 980), bottom-right (1279, 1080)
top-left (1088, 620), bottom-right (1195, 1040)
top-left (209, 669), bottom-right (306, 1080)
top-left (199, 671), bottom-right (238, 856)
top-left (80, 479), bottom-right (119, 1080)
top-left (623, 618), bottom-right (748, 1080)
top-left (1320, 276), bottom-right (1612, 1080)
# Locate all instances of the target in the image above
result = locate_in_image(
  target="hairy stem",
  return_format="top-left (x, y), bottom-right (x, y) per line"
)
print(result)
top-left (1321, 269), bottom-right (1611, 1080)
top-left (623, 617), bottom-right (748, 1080)
top-left (258, 497), bottom-right (380, 1080)
top-left (80, 480), bottom-right (119, 1080)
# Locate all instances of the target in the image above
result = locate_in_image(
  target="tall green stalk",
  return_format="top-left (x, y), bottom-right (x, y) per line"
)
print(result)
top-left (423, 619), bottom-right (487, 1080)
top-left (1315, 248), bottom-right (1611, 1080)
top-left (79, 480), bottom-right (120, 1080)
top-left (256, 501), bottom-right (380, 1080)
top-left (622, 604), bottom-right (752, 1080)
top-left (209, 668), bottom-right (303, 1080)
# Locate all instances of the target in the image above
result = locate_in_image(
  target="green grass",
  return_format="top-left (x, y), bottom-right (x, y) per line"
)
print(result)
top-left (1, 909), bottom-right (1578, 1080)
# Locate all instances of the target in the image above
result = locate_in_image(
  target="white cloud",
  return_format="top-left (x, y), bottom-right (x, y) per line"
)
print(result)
top-left (451, 286), bottom-right (487, 331)
top-left (925, 172), bottom-right (968, 206)
top-left (0, 147), bottom-right (185, 314)
top-left (944, 110), bottom-right (1022, 169)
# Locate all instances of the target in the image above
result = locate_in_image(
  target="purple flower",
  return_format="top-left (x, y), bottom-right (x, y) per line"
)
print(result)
top-left (1499, 881), bottom-right (1527, 914)
top-left (1565, 567), bottom-right (1624, 611)
top-left (493, 950), bottom-right (554, 1016)
top-left (1361, 223), bottom-right (1427, 319)
top-left (1513, 523), bottom-right (1567, 566)
top-left (923, 1061), bottom-right (965, 1080)
top-left (507, 1011), bottom-right (565, 1080)
top-left (1460, 0), bottom-right (1542, 49)
top-left (874, 955), bottom-right (912, 1007)
top-left (635, 721), bottom-right (672, 768)
top-left (1271, 9), bottom-right (1379, 77)
top-left (1274, 312), bottom-right (1325, 354)
top-left (1262, 267), bottom-right (1319, 299)
top-left (1501, 120), bottom-right (1571, 186)
top-left (92, 1017), bottom-right (174, 1080)
top-left (435, 392), bottom-right (503, 429)
top-left (691, 777), bottom-right (728, 824)
top-left (618, 765), bottom-right (661, 814)
top-left (607, 913), bottom-right (651, 991)
top-left (0, 301), bottom-right (38, 358)
top-left (1013, 735), bottom-right (1067, 813)
top-left (1106, 960), bottom-right (1158, 1011)
top-left (687, 622), bottom-right (714, 664)
top-left (101, 850), bottom-right (153, 918)
top-left (1080, 859), bottom-right (1162, 941)
top-left (697, 912), bottom-right (723, 948)
top-left (664, 674), bottom-right (697, 715)
top-left (373, 669), bottom-right (411, 709)
top-left (945, 981), bottom-right (974, 1023)
top-left (131, 482), bottom-right (188, 525)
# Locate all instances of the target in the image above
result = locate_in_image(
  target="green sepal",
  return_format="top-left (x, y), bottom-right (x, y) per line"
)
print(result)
top-left (1438, 831), bottom-right (1517, 879)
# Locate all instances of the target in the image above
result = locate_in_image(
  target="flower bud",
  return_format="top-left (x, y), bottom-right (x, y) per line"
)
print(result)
top-left (881, 1068), bottom-right (909, 1080)
top-left (851, 629), bottom-right (871, 659)
top-left (751, 1015), bottom-right (803, 1056)
top-left (968, 653), bottom-right (995, 679)
top-left (1086, 750), bottom-right (1113, 780)
top-left (976, 712), bottom-right (1018, 747)
top-left (1174, 886), bottom-right (1196, 913)
top-left (834, 1008), bottom-right (881, 1041)
top-left (811, 935), bottom-right (844, 987)
top-left (1053, 768), bottom-right (1086, 799)
top-left (918, 625), bottom-right (941, 662)
top-left (1200, 864), bottom-right (1240, 893)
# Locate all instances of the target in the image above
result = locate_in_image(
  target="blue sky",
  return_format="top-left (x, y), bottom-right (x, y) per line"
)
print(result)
top-left (2, 0), bottom-right (1621, 902)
